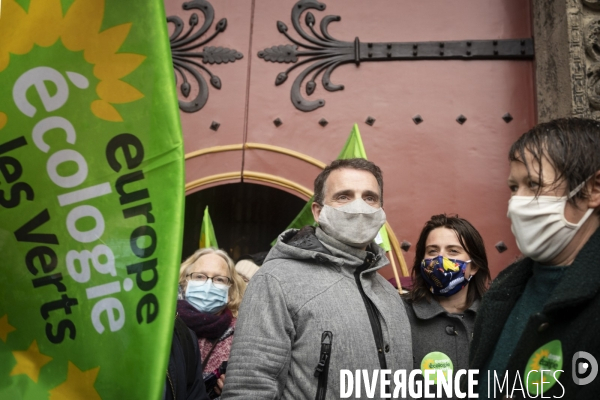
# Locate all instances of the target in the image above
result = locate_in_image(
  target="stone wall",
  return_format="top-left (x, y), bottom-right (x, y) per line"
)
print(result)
top-left (534, 0), bottom-right (600, 121)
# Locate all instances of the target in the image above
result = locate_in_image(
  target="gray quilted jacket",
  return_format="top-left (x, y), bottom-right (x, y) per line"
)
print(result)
top-left (222, 227), bottom-right (412, 399)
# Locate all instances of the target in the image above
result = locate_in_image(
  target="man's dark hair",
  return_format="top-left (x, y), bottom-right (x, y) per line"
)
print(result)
top-left (313, 158), bottom-right (384, 206)
top-left (509, 117), bottom-right (600, 204)
top-left (405, 214), bottom-right (490, 307)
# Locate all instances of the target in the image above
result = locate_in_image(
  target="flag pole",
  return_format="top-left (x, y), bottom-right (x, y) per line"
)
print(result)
top-left (388, 250), bottom-right (404, 295)
top-left (386, 222), bottom-right (410, 276)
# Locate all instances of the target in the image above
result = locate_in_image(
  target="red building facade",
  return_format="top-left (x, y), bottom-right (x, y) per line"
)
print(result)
top-left (165, 0), bottom-right (537, 279)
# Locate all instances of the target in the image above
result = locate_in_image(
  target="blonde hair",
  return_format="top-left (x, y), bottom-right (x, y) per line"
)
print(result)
top-left (179, 247), bottom-right (246, 317)
top-left (235, 259), bottom-right (260, 281)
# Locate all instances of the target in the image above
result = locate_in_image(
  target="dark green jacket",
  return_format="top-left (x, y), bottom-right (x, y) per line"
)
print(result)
top-left (470, 227), bottom-right (600, 399)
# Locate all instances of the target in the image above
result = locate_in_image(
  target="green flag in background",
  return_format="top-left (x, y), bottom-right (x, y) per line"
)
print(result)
top-left (200, 206), bottom-right (219, 249)
top-left (376, 222), bottom-right (392, 252)
top-left (283, 199), bottom-right (316, 232)
top-left (337, 123), bottom-right (368, 160)
top-left (274, 124), bottom-right (391, 251)
top-left (0, 0), bottom-right (184, 399)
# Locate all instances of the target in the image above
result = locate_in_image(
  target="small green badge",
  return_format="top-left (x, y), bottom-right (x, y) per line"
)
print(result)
top-left (524, 340), bottom-right (563, 395)
top-left (421, 351), bottom-right (453, 384)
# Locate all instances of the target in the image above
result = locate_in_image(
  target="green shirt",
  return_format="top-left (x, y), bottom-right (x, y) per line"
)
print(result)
top-left (479, 262), bottom-right (567, 397)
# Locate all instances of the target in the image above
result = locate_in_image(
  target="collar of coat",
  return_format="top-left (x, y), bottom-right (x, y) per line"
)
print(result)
top-left (493, 226), bottom-right (600, 316)
top-left (411, 297), bottom-right (480, 320)
top-left (269, 226), bottom-right (389, 274)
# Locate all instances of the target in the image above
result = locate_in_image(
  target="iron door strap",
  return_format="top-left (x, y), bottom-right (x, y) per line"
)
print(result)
top-left (258, 0), bottom-right (535, 112)
top-left (167, 0), bottom-right (244, 113)
top-left (314, 331), bottom-right (333, 400)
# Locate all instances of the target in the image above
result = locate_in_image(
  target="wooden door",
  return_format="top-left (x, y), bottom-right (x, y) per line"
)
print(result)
top-left (165, 0), bottom-right (535, 279)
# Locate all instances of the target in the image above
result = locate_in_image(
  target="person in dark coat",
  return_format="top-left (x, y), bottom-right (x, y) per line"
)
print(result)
top-left (470, 118), bottom-right (600, 399)
top-left (178, 247), bottom-right (246, 399)
top-left (164, 317), bottom-right (209, 400)
top-left (403, 214), bottom-right (490, 398)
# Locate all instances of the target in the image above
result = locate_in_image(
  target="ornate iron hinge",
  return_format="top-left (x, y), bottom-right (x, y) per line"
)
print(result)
top-left (258, 0), bottom-right (534, 112)
top-left (168, 0), bottom-right (243, 113)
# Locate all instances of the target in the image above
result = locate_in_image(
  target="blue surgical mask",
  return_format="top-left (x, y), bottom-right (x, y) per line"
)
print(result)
top-left (185, 280), bottom-right (228, 314)
top-left (420, 256), bottom-right (472, 297)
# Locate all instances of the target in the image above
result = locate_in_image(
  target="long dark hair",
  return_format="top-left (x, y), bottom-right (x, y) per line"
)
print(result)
top-left (405, 214), bottom-right (490, 307)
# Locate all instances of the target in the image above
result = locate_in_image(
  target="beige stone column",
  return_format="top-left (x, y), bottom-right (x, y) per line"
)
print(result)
top-left (533, 0), bottom-right (600, 121)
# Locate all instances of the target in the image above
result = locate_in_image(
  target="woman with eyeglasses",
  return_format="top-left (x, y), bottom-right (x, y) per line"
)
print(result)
top-left (177, 248), bottom-right (246, 398)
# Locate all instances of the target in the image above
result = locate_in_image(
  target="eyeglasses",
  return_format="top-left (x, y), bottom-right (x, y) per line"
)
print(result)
top-left (186, 273), bottom-right (232, 288)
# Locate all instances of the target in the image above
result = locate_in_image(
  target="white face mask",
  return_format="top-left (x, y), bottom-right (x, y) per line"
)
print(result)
top-left (317, 198), bottom-right (386, 248)
top-left (507, 182), bottom-right (594, 263)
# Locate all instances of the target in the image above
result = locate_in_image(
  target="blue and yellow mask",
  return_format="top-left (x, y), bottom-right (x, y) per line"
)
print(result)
top-left (420, 256), bottom-right (472, 297)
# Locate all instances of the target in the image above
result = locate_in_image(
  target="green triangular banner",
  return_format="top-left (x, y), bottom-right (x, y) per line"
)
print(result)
top-left (337, 123), bottom-right (368, 160)
top-left (200, 206), bottom-right (219, 249)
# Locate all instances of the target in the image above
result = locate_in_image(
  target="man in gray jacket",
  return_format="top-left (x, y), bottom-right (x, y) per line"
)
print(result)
top-left (222, 158), bottom-right (412, 399)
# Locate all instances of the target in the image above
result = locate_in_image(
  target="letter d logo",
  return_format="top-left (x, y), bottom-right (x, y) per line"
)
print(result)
top-left (572, 351), bottom-right (598, 385)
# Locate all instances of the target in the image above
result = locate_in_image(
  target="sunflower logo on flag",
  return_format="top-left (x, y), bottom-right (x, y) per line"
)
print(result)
top-left (0, 0), bottom-right (146, 127)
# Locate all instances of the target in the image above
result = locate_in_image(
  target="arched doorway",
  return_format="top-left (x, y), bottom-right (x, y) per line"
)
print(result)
top-left (182, 183), bottom-right (306, 261)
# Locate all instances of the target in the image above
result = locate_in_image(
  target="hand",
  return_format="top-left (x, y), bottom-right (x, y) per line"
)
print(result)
top-left (215, 374), bottom-right (226, 395)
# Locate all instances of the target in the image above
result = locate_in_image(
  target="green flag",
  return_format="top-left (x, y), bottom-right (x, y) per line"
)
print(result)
top-left (274, 124), bottom-right (392, 252)
top-left (337, 123), bottom-right (368, 160)
top-left (0, 1), bottom-right (183, 399)
top-left (376, 222), bottom-right (392, 252)
top-left (200, 206), bottom-right (219, 249)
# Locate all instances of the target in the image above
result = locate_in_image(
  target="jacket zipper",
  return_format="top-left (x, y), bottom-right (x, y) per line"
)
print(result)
top-left (314, 331), bottom-right (333, 400)
top-left (354, 255), bottom-right (387, 370)
top-left (166, 369), bottom-right (176, 400)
